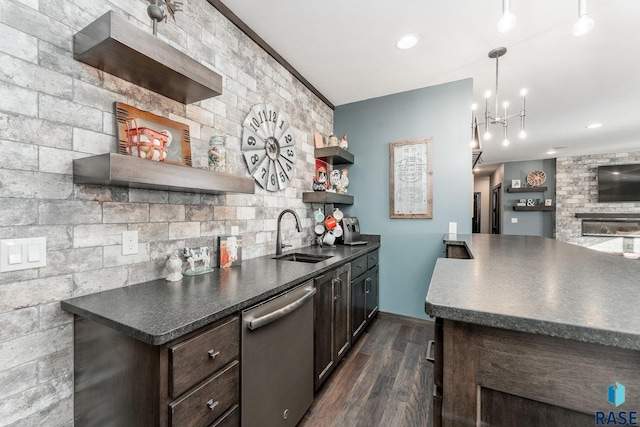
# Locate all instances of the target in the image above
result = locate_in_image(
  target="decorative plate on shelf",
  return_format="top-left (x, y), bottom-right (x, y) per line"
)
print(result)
top-left (527, 170), bottom-right (546, 187)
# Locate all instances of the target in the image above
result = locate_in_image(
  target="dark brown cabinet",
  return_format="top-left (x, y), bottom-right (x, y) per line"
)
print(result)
top-left (314, 263), bottom-right (351, 390)
top-left (73, 314), bottom-right (240, 426)
top-left (350, 250), bottom-right (379, 342)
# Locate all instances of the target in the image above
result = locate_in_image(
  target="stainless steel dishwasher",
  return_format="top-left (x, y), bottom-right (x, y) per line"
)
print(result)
top-left (241, 280), bottom-right (316, 427)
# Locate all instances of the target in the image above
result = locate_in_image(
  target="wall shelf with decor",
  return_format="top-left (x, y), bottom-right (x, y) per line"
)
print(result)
top-left (513, 206), bottom-right (555, 212)
top-left (74, 11), bottom-right (222, 104)
top-left (73, 153), bottom-right (254, 194)
top-left (302, 192), bottom-right (353, 205)
top-left (314, 147), bottom-right (354, 165)
top-left (507, 186), bottom-right (548, 193)
top-left (304, 145), bottom-right (354, 205)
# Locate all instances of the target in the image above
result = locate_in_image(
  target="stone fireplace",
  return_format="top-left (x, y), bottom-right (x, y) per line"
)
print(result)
top-left (555, 151), bottom-right (640, 254)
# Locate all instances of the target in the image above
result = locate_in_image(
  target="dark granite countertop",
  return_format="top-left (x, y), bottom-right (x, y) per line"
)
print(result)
top-left (62, 240), bottom-right (379, 345)
top-left (426, 234), bottom-right (640, 350)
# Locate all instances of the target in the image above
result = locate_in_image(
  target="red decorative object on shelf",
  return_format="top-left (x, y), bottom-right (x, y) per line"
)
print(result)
top-left (125, 118), bottom-right (171, 161)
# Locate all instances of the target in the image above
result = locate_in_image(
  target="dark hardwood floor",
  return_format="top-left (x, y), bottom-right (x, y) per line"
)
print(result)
top-left (299, 312), bottom-right (435, 427)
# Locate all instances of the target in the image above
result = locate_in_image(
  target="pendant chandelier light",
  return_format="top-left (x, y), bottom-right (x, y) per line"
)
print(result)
top-left (573, 0), bottom-right (594, 36)
top-left (471, 47), bottom-right (527, 148)
top-left (497, 0), bottom-right (516, 33)
top-left (496, 0), bottom-right (594, 37)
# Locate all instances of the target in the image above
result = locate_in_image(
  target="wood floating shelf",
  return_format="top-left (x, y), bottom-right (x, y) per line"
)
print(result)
top-left (513, 206), bottom-right (555, 211)
top-left (507, 186), bottom-right (548, 193)
top-left (302, 192), bottom-right (354, 205)
top-left (314, 147), bottom-right (354, 165)
top-left (74, 11), bottom-right (222, 104)
top-left (73, 153), bottom-right (254, 195)
top-left (575, 213), bottom-right (640, 219)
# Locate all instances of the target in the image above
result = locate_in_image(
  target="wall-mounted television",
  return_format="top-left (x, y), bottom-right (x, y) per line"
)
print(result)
top-left (598, 164), bottom-right (640, 202)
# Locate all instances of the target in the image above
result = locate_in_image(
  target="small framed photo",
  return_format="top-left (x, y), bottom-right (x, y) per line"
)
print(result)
top-left (218, 235), bottom-right (242, 268)
top-left (545, 199), bottom-right (553, 206)
top-left (512, 179), bottom-right (521, 189)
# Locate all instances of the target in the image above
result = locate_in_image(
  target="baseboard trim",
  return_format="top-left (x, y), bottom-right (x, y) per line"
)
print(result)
top-left (376, 311), bottom-right (434, 328)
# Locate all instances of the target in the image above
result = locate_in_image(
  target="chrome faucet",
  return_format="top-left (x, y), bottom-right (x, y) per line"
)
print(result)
top-left (276, 209), bottom-right (302, 256)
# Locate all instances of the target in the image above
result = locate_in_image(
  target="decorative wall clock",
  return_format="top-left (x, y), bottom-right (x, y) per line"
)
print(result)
top-left (241, 103), bottom-right (296, 191)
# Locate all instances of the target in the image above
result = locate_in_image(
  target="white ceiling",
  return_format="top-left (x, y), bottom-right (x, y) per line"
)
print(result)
top-left (220, 0), bottom-right (640, 173)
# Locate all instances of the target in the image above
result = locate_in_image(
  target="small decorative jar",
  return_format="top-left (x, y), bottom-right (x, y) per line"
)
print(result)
top-left (208, 135), bottom-right (227, 172)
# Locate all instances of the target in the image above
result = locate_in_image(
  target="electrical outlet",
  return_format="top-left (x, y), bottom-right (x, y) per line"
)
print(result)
top-left (122, 231), bottom-right (139, 255)
top-left (511, 217), bottom-right (518, 223)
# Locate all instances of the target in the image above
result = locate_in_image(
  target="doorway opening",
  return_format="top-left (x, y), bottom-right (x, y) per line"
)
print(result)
top-left (473, 192), bottom-right (481, 233)
top-left (491, 184), bottom-right (502, 234)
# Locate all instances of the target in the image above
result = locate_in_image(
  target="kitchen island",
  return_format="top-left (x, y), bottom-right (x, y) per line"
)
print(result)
top-left (425, 234), bottom-right (640, 427)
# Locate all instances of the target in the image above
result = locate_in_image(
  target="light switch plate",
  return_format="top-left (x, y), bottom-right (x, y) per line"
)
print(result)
top-left (0, 237), bottom-right (47, 272)
top-left (512, 217), bottom-right (518, 223)
top-left (448, 222), bottom-right (457, 234)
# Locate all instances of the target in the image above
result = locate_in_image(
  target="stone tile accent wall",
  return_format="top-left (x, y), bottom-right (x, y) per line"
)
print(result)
top-left (555, 151), bottom-right (640, 249)
top-left (0, 0), bottom-right (333, 424)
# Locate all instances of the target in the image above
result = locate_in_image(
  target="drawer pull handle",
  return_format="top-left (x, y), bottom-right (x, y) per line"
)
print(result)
top-left (207, 399), bottom-right (219, 411)
top-left (426, 340), bottom-right (435, 363)
top-left (207, 350), bottom-right (220, 359)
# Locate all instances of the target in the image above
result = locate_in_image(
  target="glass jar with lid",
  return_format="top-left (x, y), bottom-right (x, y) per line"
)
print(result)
top-left (208, 135), bottom-right (227, 172)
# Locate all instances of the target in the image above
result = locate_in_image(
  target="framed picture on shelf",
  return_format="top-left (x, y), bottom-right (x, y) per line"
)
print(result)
top-left (512, 179), bottom-right (521, 189)
top-left (545, 199), bottom-right (553, 206)
top-left (115, 102), bottom-right (192, 166)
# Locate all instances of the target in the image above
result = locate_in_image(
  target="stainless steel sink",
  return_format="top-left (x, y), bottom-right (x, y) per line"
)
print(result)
top-left (273, 253), bottom-right (333, 263)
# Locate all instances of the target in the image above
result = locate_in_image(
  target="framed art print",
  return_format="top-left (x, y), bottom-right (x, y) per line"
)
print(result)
top-left (115, 102), bottom-right (192, 166)
top-left (218, 235), bottom-right (242, 268)
top-left (389, 138), bottom-right (433, 219)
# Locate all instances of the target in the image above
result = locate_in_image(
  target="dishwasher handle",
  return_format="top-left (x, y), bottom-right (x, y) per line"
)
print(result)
top-left (248, 287), bottom-right (317, 331)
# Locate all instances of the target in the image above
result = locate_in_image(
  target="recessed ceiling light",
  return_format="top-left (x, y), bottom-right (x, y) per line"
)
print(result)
top-left (396, 34), bottom-right (418, 50)
top-left (586, 123), bottom-right (602, 129)
top-left (546, 150), bottom-right (557, 155)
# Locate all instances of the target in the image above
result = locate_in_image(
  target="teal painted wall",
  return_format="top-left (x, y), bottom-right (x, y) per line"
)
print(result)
top-left (503, 159), bottom-right (556, 238)
top-left (334, 79), bottom-right (473, 319)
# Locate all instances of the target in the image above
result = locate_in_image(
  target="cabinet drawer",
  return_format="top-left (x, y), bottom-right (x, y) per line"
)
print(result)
top-left (351, 254), bottom-right (368, 278)
top-left (170, 360), bottom-right (239, 427)
top-left (210, 403), bottom-right (239, 427)
top-left (367, 250), bottom-right (378, 269)
top-left (169, 316), bottom-right (239, 398)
